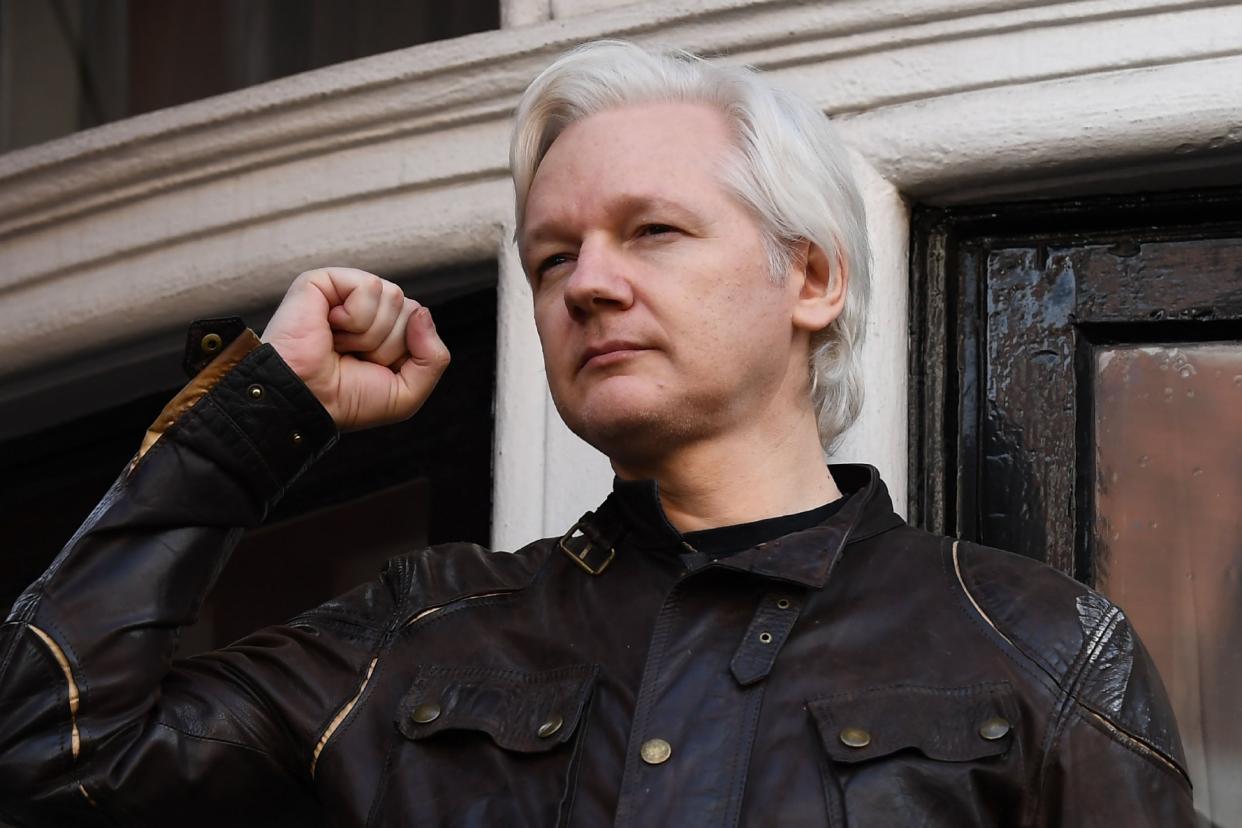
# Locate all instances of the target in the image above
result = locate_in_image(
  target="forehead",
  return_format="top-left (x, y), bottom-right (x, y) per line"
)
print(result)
top-left (522, 101), bottom-right (736, 234)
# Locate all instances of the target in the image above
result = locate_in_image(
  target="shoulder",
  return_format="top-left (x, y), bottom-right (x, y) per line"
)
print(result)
top-left (294, 538), bottom-right (557, 636)
top-left (380, 537), bottom-right (556, 618)
top-left (952, 540), bottom-right (1187, 776)
top-left (952, 539), bottom-right (1096, 682)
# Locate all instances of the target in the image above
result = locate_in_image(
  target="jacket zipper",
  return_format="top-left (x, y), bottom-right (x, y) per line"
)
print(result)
top-left (401, 591), bottom-right (515, 629)
top-left (311, 655), bottom-right (379, 777)
top-left (1083, 707), bottom-right (1191, 785)
top-left (311, 590), bottom-right (517, 777)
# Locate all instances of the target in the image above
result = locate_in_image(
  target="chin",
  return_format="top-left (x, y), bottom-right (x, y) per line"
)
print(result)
top-left (553, 390), bottom-right (702, 463)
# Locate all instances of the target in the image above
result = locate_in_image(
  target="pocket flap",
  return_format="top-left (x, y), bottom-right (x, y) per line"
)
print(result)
top-left (397, 664), bottom-right (598, 753)
top-left (808, 683), bottom-right (1019, 764)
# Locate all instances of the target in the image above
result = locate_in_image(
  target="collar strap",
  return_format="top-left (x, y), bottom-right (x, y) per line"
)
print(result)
top-left (557, 495), bottom-right (627, 576)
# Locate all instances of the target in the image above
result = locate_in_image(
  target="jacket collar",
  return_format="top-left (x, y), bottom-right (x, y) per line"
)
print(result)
top-left (594, 463), bottom-right (905, 589)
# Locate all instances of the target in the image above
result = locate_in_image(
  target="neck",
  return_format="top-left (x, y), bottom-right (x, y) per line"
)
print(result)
top-left (612, 402), bottom-right (841, 533)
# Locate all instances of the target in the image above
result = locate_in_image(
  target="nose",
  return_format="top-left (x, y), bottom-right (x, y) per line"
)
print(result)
top-left (563, 236), bottom-right (634, 321)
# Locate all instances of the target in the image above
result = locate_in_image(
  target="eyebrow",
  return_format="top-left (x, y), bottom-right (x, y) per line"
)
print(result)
top-left (521, 193), bottom-right (701, 247)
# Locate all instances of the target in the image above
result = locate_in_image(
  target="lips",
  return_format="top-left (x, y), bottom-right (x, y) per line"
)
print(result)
top-left (579, 340), bottom-right (649, 370)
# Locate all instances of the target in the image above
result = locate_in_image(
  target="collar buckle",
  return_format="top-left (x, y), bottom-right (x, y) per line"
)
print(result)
top-left (557, 514), bottom-right (616, 576)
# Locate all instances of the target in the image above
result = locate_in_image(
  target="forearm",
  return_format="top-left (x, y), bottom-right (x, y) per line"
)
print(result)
top-left (0, 327), bottom-right (338, 821)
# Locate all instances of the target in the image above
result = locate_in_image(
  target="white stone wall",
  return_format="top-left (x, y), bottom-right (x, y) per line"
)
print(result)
top-left (2, 0), bottom-right (1241, 539)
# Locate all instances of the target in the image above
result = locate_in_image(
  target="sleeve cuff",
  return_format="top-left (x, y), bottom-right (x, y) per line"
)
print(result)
top-left (134, 327), bottom-right (264, 467)
top-left (205, 343), bottom-right (339, 489)
top-left (131, 324), bottom-right (338, 495)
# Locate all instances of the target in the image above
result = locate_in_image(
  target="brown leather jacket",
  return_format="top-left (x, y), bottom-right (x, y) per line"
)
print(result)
top-left (0, 321), bottom-right (1194, 827)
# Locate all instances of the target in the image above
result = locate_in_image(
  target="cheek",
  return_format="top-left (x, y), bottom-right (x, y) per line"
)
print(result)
top-left (533, 301), bottom-right (581, 385)
top-left (532, 295), bottom-right (564, 346)
top-left (686, 286), bottom-right (791, 373)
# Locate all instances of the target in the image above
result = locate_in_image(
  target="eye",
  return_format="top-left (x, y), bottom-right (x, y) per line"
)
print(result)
top-left (537, 253), bottom-right (573, 277)
top-left (638, 223), bottom-right (679, 237)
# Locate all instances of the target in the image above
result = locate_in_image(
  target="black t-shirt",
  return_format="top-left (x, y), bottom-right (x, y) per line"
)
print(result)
top-left (679, 496), bottom-right (848, 560)
top-left (609, 475), bottom-right (849, 563)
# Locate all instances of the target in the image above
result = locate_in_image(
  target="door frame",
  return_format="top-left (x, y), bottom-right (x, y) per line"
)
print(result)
top-left (908, 186), bottom-right (1242, 582)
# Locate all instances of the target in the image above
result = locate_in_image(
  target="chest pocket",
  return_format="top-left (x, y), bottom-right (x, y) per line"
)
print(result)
top-left (807, 683), bottom-right (1024, 828)
top-left (375, 664), bottom-right (598, 828)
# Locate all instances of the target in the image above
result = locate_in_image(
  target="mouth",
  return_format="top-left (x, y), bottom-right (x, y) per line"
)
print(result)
top-left (579, 341), bottom-right (650, 371)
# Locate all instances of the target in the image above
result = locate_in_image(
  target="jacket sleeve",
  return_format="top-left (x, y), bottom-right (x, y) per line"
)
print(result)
top-left (0, 327), bottom-right (394, 826)
top-left (955, 540), bottom-right (1196, 827)
top-left (1039, 593), bottom-right (1196, 827)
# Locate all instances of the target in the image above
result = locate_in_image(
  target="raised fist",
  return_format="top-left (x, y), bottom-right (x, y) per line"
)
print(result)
top-left (261, 267), bottom-right (451, 431)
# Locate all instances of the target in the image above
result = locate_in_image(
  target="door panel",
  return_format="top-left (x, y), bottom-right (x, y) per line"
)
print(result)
top-left (1094, 343), bottom-right (1242, 822)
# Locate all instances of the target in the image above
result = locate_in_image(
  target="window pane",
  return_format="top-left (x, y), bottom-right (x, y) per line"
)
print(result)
top-left (1094, 343), bottom-right (1242, 827)
top-left (0, 0), bottom-right (500, 153)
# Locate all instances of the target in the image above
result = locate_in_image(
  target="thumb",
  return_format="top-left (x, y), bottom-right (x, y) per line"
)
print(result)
top-left (392, 307), bottom-right (451, 409)
top-left (404, 306), bottom-right (451, 368)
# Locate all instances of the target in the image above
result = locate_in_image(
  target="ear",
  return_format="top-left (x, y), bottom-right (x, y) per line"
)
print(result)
top-left (790, 239), bottom-right (847, 334)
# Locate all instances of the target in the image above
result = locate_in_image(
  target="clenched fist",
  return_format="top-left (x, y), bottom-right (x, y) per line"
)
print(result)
top-left (261, 268), bottom-right (451, 431)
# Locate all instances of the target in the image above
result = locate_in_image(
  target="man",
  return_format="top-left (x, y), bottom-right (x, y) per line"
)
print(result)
top-left (0, 41), bottom-right (1191, 826)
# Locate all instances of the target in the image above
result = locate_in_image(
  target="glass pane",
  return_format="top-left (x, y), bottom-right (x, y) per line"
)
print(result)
top-left (1094, 343), bottom-right (1242, 827)
top-left (0, 0), bottom-right (501, 153)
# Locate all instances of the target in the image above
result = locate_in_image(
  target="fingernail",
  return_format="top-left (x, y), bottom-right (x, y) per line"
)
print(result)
top-left (418, 307), bottom-right (435, 328)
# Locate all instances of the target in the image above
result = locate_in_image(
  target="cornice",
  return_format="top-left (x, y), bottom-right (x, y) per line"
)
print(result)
top-left (1, 0), bottom-right (1240, 378)
top-left (2, 0), bottom-right (1233, 241)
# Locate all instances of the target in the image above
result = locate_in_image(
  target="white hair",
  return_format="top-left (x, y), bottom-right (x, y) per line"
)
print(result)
top-left (510, 40), bottom-right (871, 451)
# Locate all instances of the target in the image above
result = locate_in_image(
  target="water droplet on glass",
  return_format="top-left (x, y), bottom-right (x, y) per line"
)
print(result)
top-left (1150, 520), bottom-right (1159, 529)
top-left (1234, 374), bottom-right (1242, 386)
top-left (1163, 387), bottom-right (1174, 401)
top-left (1192, 467), bottom-right (1204, 477)
top-left (1179, 365), bottom-right (1194, 378)
top-left (1186, 389), bottom-right (1196, 399)
top-left (1138, 455), bottom-right (1149, 468)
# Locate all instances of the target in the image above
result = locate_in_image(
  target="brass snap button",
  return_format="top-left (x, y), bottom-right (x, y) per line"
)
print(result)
top-left (247, 384), bottom-right (264, 400)
top-left (537, 714), bottom-right (564, 738)
top-left (758, 631), bottom-right (773, 644)
top-left (640, 738), bottom-right (672, 765)
top-left (291, 431), bottom-right (303, 445)
top-left (410, 702), bottom-right (441, 724)
top-left (979, 716), bottom-right (1011, 741)
top-left (839, 727), bottom-right (871, 748)
top-left (200, 333), bottom-right (223, 354)
top-left (776, 598), bottom-right (791, 609)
